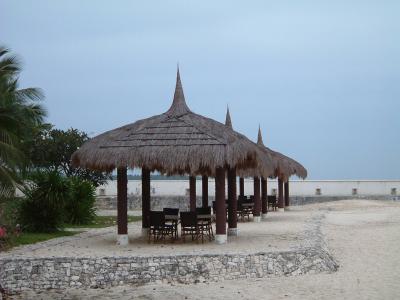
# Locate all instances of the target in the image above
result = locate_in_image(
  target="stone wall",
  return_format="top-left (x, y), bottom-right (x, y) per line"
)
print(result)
top-left (290, 195), bottom-right (400, 206)
top-left (95, 195), bottom-right (399, 210)
top-left (96, 196), bottom-right (214, 211)
top-left (96, 179), bottom-right (400, 197)
top-left (0, 249), bottom-right (337, 292)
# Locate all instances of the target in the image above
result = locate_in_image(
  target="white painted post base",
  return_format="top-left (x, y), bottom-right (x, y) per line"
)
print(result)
top-left (278, 208), bottom-right (285, 212)
top-left (141, 228), bottom-right (149, 237)
top-left (117, 234), bottom-right (128, 246)
top-left (215, 234), bottom-right (227, 244)
top-left (262, 213), bottom-right (268, 220)
top-left (253, 216), bottom-right (261, 222)
top-left (227, 228), bottom-right (238, 236)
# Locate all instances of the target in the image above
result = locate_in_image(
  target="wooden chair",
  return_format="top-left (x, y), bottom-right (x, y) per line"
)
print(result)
top-left (196, 207), bottom-right (214, 242)
top-left (180, 212), bottom-right (199, 242)
top-left (238, 195), bottom-right (247, 202)
top-left (248, 195), bottom-right (255, 203)
top-left (268, 195), bottom-right (278, 211)
top-left (163, 208), bottom-right (179, 238)
top-left (237, 201), bottom-right (251, 222)
top-left (148, 211), bottom-right (174, 243)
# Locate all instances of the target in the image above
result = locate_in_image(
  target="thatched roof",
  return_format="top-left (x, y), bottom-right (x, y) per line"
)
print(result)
top-left (225, 106), bottom-right (233, 130)
top-left (225, 109), bottom-right (276, 178)
top-left (257, 127), bottom-right (307, 180)
top-left (71, 69), bottom-right (267, 175)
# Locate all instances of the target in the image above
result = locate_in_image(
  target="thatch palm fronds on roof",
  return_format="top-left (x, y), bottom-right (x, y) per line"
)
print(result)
top-left (72, 70), bottom-right (267, 175)
top-left (257, 127), bottom-right (307, 180)
top-left (224, 108), bottom-right (276, 178)
top-left (275, 151), bottom-right (307, 179)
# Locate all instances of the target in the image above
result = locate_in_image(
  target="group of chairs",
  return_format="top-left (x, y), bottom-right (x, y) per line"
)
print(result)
top-left (148, 207), bottom-right (214, 243)
top-left (148, 195), bottom-right (279, 243)
top-left (212, 196), bottom-right (254, 222)
top-left (211, 194), bottom-right (279, 222)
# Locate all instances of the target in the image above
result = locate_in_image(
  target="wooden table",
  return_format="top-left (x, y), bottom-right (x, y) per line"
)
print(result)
top-left (165, 215), bottom-right (179, 221)
top-left (197, 214), bottom-right (212, 220)
top-left (165, 214), bottom-right (213, 240)
top-left (165, 214), bottom-right (212, 220)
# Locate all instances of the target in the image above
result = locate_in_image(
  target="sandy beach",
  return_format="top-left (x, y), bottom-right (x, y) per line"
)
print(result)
top-left (1, 209), bottom-right (310, 259)
top-left (7, 199), bottom-right (400, 299)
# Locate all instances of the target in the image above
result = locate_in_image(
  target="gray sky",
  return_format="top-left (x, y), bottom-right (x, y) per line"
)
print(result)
top-left (1, 0), bottom-right (399, 179)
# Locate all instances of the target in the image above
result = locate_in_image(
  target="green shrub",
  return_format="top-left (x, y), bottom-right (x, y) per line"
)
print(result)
top-left (64, 177), bottom-right (96, 225)
top-left (0, 197), bottom-right (22, 249)
top-left (19, 171), bottom-right (69, 232)
top-left (0, 197), bottom-right (22, 229)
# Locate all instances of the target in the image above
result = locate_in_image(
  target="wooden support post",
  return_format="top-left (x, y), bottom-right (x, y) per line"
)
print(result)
top-left (261, 177), bottom-right (268, 219)
top-left (142, 167), bottom-right (151, 235)
top-left (278, 178), bottom-right (285, 211)
top-left (227, 167), bottom-right (237, 236)
top-left (215, 167), bottom-right (227, 244)
top-left (117, 167), bottom-right (128, 245)
top-left (253, 177), bottom-right (261, 222)
top-left (285, 181), bottom-right (290, 207)
top-left (239, 177), bottom-right (244, 197)
top-left (189, 176), bottom-right (196, 211)
top-left (202, 175), bottom-right (209, 208)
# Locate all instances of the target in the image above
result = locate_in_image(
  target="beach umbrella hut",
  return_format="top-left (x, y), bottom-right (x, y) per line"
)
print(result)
top-left (226, 109), bottom-right (307, 216)
top-left (256, 127), bottom-right (307, 211)
top-left (72, 69), bottom-right (274, 245)
top-left (224, 108), bottom-right (276, 232)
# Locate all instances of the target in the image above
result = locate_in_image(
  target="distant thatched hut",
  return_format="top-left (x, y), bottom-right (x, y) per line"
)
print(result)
top-left (224, 106), bottom-right (307, 217)
top-left (224, 108), bottom-right (277, 228)
top-left (257, 127), bottom-right (307, 211)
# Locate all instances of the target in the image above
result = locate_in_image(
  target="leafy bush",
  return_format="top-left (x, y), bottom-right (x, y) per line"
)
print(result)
top-left (19, 171), bottom-right (69, 232)
top-left (0, 197), bottom-right (22, 229)
top-left (0, 197), bottom-right (22, 249)
top-left (64, 177), bottom-right (96, 225)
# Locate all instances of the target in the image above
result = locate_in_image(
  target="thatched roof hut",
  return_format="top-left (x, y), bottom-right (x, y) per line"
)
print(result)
top-left (224, 109), bottom-right (276, 178)
top-left (72, 69), bottom-right (268, 176)
top-left (257, 127), bottom-right (307, 180)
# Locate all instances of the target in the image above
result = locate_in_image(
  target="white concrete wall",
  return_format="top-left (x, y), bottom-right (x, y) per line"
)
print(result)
top-left (96, 179), bottom-right (400, 197)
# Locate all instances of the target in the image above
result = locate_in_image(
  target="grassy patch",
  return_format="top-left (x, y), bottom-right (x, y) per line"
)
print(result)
top-left (0, 216), bottom-right (142, 250)
top-left (10, 231), bottom-right (80, 248)
top-left (65, 215), bottom-right (142, 229)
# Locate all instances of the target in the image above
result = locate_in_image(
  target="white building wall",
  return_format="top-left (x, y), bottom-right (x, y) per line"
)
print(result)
top-left (96, 180), bottom-right (400, 197)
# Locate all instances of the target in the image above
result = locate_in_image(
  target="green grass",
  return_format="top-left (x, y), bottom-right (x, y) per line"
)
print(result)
top-left (10, 231), bottom-right (80, 247)
top-left (65, 215), bottom-right (142, 229)
top-left (0, 216), bottom-right (142, 250)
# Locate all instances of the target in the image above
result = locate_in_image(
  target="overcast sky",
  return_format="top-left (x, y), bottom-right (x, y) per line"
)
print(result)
top-left (1, 0), bottom-right (399, 179)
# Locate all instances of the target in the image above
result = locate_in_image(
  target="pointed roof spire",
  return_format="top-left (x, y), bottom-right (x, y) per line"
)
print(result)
top-left (257, 125), bottom-right (264, 146)
top-left (225, 105), bottom-right (233, 129)
top-left (166, 66), bottom-right (191, 117)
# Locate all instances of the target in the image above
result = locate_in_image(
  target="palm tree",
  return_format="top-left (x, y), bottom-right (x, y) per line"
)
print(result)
top-left (0, 46), bottom-right (46, 198)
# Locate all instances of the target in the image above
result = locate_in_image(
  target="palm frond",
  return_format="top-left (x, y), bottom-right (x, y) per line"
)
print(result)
top-left (15, 87), bottom-right (44, 103)
top-left (0, 163), bottom-right (19, 198)
top-left (0, 47), bottom-right (9, 57)
top-left (0, 45), bottom-right (47, 191)
top-left (0, 50), bottom-right (21, 77)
